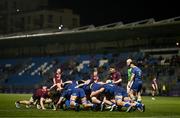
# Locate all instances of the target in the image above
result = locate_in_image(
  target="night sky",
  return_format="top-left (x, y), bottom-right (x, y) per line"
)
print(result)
top-left (49, 0), bottom-right (180, 26)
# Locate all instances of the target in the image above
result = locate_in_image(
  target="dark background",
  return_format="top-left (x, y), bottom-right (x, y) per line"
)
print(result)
top-left (49, 0), bottom-right (180, 26)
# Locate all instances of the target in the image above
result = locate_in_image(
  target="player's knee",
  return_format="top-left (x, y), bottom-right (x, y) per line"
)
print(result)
top-left (124, 97), bottom-right (130, 101)
top-left (70, 101), bottom-right (75, 107)
top-left (116, 100), bottom-right (123, 106)
top-left (82, 104), bottom-right (88, 108)
top-left (91, 97), bottom-right (97, 102)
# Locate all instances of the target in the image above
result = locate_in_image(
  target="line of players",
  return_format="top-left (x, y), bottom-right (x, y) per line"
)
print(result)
top-left (15, 59), bottom-right (145, 112)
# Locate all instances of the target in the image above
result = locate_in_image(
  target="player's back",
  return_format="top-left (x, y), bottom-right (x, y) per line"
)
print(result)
top-left (103, 83), bottom-right (115, 95)
top-left (111, 71), bottom-right (121, 81)
top-left (91, 82), bottom-right (102, 92)
top-left (61, 89), bottom-right (72, 100)
top-left (64, 80), bottom-right (78, 90)
top-left (82, 84), bottom-right (91, 94)
top-left (132, 66), bottom-right (142, 81)
top-left (34, 88), bottom-right (48, 97)
top-left (115, 85), bottom-right (128, 97)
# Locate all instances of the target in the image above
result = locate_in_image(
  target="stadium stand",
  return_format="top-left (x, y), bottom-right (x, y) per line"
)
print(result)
top-left (0, 51), bottom-right (179, 95)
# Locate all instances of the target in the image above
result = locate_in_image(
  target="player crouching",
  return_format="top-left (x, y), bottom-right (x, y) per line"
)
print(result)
top-left (15, 86), bottom-right (54, 110)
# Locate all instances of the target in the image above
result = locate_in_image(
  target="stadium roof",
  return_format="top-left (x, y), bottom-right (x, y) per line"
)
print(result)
top-left (0, 16), bottom-right (180, 48)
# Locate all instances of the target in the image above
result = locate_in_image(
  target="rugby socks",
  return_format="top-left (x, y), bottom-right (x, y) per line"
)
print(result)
top-left (135, 102), bottom-right (142, 108)
top-left (123, 102), bottom-right (131, 107)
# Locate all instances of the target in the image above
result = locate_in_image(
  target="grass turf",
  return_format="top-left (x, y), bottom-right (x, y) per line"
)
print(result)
top-left (0, 94), bottom-right (180, 118)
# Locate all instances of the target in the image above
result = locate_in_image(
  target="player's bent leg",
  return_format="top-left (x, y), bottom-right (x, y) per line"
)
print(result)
top-left (44, 98), bottom-right (52, 103)
top-left (131, 101), bottom-right (145, 112)
top-left (40, 97), bottom-right (46, 110)
top-left (91, 96), bottom-right (103, 111)
top-left (104, 99), bottom-right (113, 106)
top-left (56, 97), bottom-right (64, 110)
top-left (15, 101), bottom-right (20, 108)
top-left (115, 95), bottom-right (123, 106)
top-left (15, 100), bottom-right (32, 108)
top-left (81, 97), bottom-right (93, 109)
top-left (64, 100), bottom-right (71, 110)
top-left (117, 100), bottom-right (132, 112)
top-left (137, 92), bottom-right (142, 102)
top-left (70, 96), bottom-right (77, 109)
top-left (91, 97), bottom-right (102, 104)
top-left (44, 98), bottom-right (55, 110)
top-left (129, 90), bottom-right (137, 101)
top-left (115, 96), bottom-right (133, 112)
top-left (151, 84), bottom-right (156, 100)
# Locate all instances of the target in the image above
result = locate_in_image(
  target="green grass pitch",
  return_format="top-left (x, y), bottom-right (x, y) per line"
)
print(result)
top-left (0, 94), bottom-right (180, 118)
